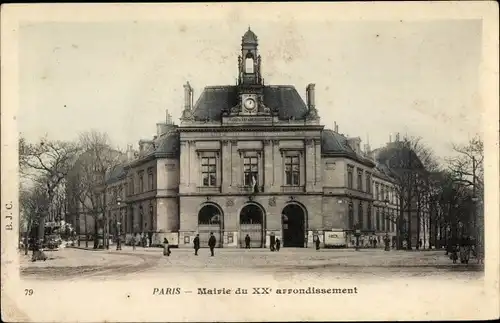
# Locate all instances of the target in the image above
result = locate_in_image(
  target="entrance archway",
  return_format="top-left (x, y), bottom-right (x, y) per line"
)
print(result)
top-left (198, 203), bottom-right (223, 248)
top-left (281, 203), bottom-right (306, 247)
top-left (239, 203), bottom-right (264, 248)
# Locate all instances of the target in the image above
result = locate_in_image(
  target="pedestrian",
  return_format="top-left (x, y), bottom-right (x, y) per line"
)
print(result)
top-left (418, 239), bottom-right (422, 250)
top-left (245, 234), bottom-right (251, 249)
top-left (163, 238), bottom-right (171, 256)
top-left (148, 232), bottom-right (153, 247)
top-left (315, 236), bottom-right (320, 250)
top-left (384, 234), bottom-right (390, 251)
top-left (270, 232), bottom-right (276, 252)
top-left (459, 236), bottom-right (471, 264)
top-left (131, 234), bottom-right (136, 251)
top-left (450, 244), bottom-right (458, 264)
top-left (275, 238), bottom-right (281, 251)
top-left (31, 240), bottom-right (47, 262)
top-left (208, 232), bottom-right (216, 257)
top-left (374, 238), bottom-right (378, 249)
top-left (193, 234), bottom-right (200, 256)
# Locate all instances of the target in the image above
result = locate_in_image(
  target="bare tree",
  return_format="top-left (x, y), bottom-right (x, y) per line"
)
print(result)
top-left (447, 135), bottom-right (483, 197)
top-left (446, 135), bottom-right (484, 252)
top-left (19, 135), bottom-right (80, 241)
top-left (19, 182), bottom-right (49, 255)
top-left (379, 135), bottom-right (431, 250)
top-left (68, 130), bottom-right (125, 249)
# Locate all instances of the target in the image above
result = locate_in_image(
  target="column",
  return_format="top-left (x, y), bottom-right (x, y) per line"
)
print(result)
top-left (272, 140), bottom-right (281, 189)
top-left (231, 140), bottom-right (239, 187)
top-left (263, 140), bottom-right (273, 192)
top-left (221, 140), bottom-right (231, 192)
top-left (305, 138), bottom-right (315, 191)
top-left (189, 141), bottom-right (197, 189)
top-left (179, 141), bottom-right (187, 186)
top-left (314, 139), bottom-right (322, 190)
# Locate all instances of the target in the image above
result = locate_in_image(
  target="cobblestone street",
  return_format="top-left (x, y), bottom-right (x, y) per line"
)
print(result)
top-left (20, 246), bottom-right (483, 281)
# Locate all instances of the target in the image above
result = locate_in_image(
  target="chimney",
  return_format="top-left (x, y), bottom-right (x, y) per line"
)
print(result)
top-left (334, 122), bottom-right (339, 133)
top-left (156, 123), bottom-right (168, 136)
top-left (389, 133), bottom-right (392, 143)
top-left (126, 144), bottom-right (134, 161)
top-left (139, 139), bottom-right (153, 153)
top-left (395, 133), bottom-right (400, 142)
top-left (183, 82), bottom-right (192, 110)
top-left (347, 137), bottom-right (362, 155)
top-left (191, 87), bottom-right (194, 110)
top-left (306, 83), bottom-right (316, 109)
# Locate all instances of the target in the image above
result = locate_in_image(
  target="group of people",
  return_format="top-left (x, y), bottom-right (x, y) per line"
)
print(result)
top-left (162, 232), bottom-right (217, 257)
top-left (449, 236), bottom-right (476, 264)
top-left (268, 234), bottom-right (281, 251)
top-left (129, 232), bottom-right (153, 249)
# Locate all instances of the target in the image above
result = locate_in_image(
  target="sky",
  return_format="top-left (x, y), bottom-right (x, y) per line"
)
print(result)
top-left (18, 17), bottom-right (483, 160)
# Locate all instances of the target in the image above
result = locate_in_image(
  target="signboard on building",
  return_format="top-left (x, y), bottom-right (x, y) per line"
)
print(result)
top-left (324, 230), bottom-right (347, 247)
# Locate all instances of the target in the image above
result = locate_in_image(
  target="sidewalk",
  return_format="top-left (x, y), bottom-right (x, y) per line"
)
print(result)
top-left (19, 247), bottom-right (142, 268)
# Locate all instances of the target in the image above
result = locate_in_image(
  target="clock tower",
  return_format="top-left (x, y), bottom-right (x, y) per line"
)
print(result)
top-left (235, 27), bottom-right (269, 116)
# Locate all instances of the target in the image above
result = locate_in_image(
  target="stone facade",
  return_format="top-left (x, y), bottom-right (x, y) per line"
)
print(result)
top-left (77, 29), bottom-right (428, 249)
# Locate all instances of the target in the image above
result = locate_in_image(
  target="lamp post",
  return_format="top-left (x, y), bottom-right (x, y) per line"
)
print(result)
top-left (471, 196), bottom-right (479, 247)
top-left (383, 199), bottom-right (390, 251)
top-left (383, 199), bottom-right (389, 231)
top-left (354, 223), bottom-right (361, 251)
top-left (337, 194), bottom-right (354, 248)
top-left (116, 196), bottom-right (122, 251)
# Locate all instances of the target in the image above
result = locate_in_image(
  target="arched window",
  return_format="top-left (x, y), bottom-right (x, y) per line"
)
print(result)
top-left (198, 204), bottom-right (221, 225)
top-left (240, 204), bottom-right (263, 225)
top-left (245, 53), bottom-right (254, 73)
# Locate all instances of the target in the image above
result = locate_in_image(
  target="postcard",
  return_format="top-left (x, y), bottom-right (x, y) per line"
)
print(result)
top-left (1, 2), bottom-right (499, 322)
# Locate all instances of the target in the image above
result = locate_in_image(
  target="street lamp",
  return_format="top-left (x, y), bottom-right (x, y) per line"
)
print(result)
top-left (383, 199), bottom-right (390, 251)
top-left (338, 194), bottom-right (355, 247)
top-left (354, 223), bottom-right (361, 251)
top-left (116, 196), bottom-right (122, 251)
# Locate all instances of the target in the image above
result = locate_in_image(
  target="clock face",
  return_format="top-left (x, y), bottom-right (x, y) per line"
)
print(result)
top-left (244, 98), bottom-right (256, 111)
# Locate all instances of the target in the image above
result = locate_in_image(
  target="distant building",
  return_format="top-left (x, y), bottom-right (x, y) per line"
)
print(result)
top-left (69, 28), bottom-right (429, 249)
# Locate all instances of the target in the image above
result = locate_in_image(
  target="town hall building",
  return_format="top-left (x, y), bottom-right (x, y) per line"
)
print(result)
top-left (92, 28), bottom-right (425, 249)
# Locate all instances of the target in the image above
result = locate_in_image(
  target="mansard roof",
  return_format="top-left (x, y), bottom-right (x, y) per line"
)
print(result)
top-left (191, 85), bottom-right (309, 121)
top-left (107, 129), bottom-right (179, 183)
top-left (371, 143), bottom-right (425, 183)
top-left (105, 164), bottom-right (127, 185)
top-left (155, 129), bottom-right (179, 156)
top-left (321, 129), bottom-right (375, 167)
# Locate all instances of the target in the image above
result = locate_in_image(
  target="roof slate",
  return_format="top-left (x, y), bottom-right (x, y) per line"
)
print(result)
top-left (191, 85), bottom-right (309, 121)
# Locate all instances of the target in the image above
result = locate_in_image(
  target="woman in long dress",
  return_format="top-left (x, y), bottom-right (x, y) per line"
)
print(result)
top-left (163, 238), bottom-right (170, 256)
top-left (459, 236), bottom-right (471, 264)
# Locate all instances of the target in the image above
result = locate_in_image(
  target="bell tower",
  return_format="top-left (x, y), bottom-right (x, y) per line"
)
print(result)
top-left (229, 27), bottom-right (271, 117)
top-left (238, 27), bottom-right (262, 86)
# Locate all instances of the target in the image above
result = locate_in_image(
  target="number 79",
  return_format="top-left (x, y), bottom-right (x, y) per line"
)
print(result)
top-left (24, 289), bottom-right (33, 296)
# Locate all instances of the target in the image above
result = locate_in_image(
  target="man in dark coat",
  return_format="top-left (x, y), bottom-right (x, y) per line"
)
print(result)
top-left (208, 232), bottom-right (216, 256)
top-left (315, 236), bottom-right (320, 250)
top-left (193, 234), bottom-right (200, 256)
top-left (270, 232), bottom-right (276, 252)
top-left (275, 238), bottom-right (281, 251)
top-left (245, 234), bottom-right (251, 249)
